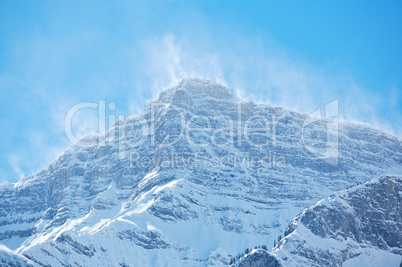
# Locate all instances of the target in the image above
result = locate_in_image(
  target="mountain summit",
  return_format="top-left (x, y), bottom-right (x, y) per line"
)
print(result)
top-left (158, 77), bottom-right (234, 102)
top-left (0, 78), bottom-right (401, 266)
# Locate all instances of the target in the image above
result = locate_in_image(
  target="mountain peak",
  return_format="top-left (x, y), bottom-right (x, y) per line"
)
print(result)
top-left (2, 76), bottom-right (402, 266)
top-left (157, 77), bottom-right (234, 104)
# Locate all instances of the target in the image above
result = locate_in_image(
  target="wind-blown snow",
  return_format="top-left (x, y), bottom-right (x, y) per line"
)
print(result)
top-left (0, 78), bottom-right (401, 266)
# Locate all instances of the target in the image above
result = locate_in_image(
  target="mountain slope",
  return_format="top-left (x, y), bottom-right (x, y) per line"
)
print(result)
top-left (0, 78), bottom-right (401, 266)
top-left (233, 175), bottom-right (401, 267)
top-left (271, 175), bottom-right (402, 267)
top-left (0, 244), bottom-right (32, 266)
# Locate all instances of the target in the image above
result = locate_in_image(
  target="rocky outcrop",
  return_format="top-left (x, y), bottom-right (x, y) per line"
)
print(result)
top-left (0, 78), bottom-right (400, 266)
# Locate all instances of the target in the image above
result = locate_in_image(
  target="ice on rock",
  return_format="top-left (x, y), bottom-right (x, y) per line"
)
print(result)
top-left (0, 78), bottom-right (401, 266)
top-left (158, 77), bottom-right (234, 102)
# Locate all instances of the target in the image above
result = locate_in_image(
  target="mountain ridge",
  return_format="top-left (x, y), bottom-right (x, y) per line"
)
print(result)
top-left (232, 175), bottom-right (401, 267)
top-left (0, 78), bottom-right (401, 266)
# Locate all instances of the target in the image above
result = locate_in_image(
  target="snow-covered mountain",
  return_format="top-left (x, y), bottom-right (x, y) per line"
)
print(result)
top-left (0, 78), bottom-right (401, 266)
top-left (0, 244), bottom-right (32, 266)
top-left (233, 175), bottom-right (402, 267)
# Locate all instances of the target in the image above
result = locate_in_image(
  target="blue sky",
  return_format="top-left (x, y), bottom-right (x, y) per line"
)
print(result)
top-left (1, 0), bottom-right (401, 183)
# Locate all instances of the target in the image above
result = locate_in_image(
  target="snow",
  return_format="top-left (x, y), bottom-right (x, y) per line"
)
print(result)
top-left (0, 78), bottom-right (401, 266)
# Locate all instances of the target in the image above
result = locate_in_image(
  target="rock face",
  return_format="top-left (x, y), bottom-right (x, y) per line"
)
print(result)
top-left (234, 249), bottom-right (282, 267)
top-left (232, 176), bottom-right (402, 267)
top-left (0, 78), bottom-right (401, 266)
top-left (0, 244), bottom-right (33, 266)
top-left (271, 175), bottom-right (402, 267)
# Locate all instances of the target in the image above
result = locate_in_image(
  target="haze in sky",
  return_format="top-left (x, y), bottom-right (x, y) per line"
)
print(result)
top-left (1, 0), bottom-right (401, 182)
